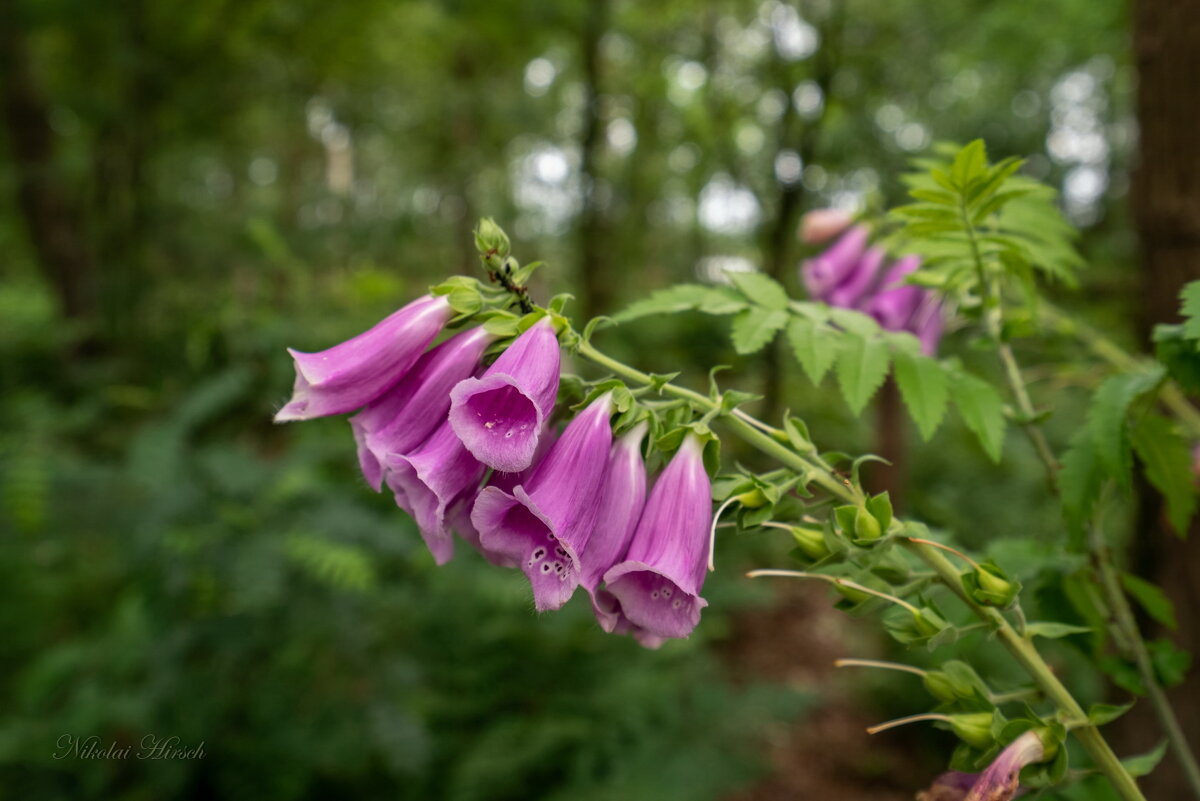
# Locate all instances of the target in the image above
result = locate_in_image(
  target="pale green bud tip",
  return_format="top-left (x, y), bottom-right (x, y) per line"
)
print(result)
top-left (949, 712), bottom-right (995, 749)
top-left (921, 671), bottom-right (960, 703)
top-left (474, 218), bottom-right (511, 260)
top-left (976, 566), bottom-right (1016, 599)
top-left (854, 508), bottom-right (882, 541)
top-left (790, 525), bottom-right (829, 561)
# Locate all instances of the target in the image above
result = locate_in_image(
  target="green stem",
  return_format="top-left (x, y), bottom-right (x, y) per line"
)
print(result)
top-left (576, 337), bottom-right (1147, 801)
top-left (1089, 524), bottom-right (1200, 799)
top-left (908, 543), bottom-right (1147, 801)
top-left (986, 297), bottom-right (1199, 796)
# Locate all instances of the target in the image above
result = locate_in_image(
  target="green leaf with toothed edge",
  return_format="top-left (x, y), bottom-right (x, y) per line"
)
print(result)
top-left (612, 284), bottom-right (748, 323)
top-left (1131, 413), bottom-right (1197, 536)
top-left (1086, 367), bottom-right (1165, 489)
top-left (728, 271), bottom-right (789, 311)
top-left (892, 348), bottom-right (949, 441)
top-left (1181, 281), bottom-right (1200, 342)
top-left (786, 315), bottom-right (836, 385)
top-left (948, 371), bottom-right (1005, 462)
top-left (730, 309), bottom-right (788, 355)
top-left (835, 332), bottom-right (890, 415)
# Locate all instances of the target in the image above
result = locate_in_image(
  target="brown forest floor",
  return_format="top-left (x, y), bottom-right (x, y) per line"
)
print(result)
top-left (721, 584), bottom-right (933, 801)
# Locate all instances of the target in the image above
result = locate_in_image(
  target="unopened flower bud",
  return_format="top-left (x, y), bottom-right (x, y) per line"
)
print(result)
top-left (854, 507), bottom-right (882, 541)
top-left (790, 525), bottom-right (830, 561)
top-left (923, 670), bottom-right (963, 703)
top-left (912, 607), bottom-right (948, 638)
top-left (949, 712), bottom-right (995, 750)
top-left (736, 488), bottom-right (769, 508)
top-left (971, 564), bottom-right (1019, 607)
top-left (799, 208), bottom-right (854, 244)
top-left (474, 217), bottom-right (511, 263)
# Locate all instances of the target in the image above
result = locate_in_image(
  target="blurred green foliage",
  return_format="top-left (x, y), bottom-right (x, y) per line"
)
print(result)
top-left (0, 0), bottom-right (1138, 797)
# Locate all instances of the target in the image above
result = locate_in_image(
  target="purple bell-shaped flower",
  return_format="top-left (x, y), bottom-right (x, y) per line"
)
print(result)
top-left (603, 434), bottom-right (713, 641)
top-left (473, 395), bottom-right (614, 611)
top-left (449, 318), bottom-right (561, 473)
top-left (351, 326), bottom-right (494, 490)
top-left (275, 294), bottom-right (452, 422)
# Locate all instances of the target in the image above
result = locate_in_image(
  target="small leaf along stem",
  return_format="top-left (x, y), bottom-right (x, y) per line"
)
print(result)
top-left (574, 335), bottom-right (1148, 801)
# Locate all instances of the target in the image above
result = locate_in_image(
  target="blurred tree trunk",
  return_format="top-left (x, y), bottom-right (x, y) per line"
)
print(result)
top-left (1129, 0), bottom-right (1200, 796)
top-left (577, 0), bottom-right (609, 321)
top-left (0, 0), bottom-right (96, 323)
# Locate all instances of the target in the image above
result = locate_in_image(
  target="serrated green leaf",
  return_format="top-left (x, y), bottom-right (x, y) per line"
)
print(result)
top-left (971, 188), bottom-right (1033, 224)
top-left (1087, 367), bottom-right (1165, 488)
top-left (836, 332), bottom-right (891, 415)
top-left (786, 316), bottom-right (836, 385)
top-left (730, 309), bottom-right (788, 355)
top-left (891, 203), bottom-right (961, 221)
top-left (949, 371), bottom-right (1005, 462)
top-left (966, 156), bottom-right (1024, 206)
top-left (892, 349), bottom-right (949, 440)
top-left (613, 284), bottom-right (748, 323)
top-left (951, 140), bottom-right (987, 188)
top-left (1181, 281), bottom-right (1200, 341)
top-left (1026, 622), bottom-right (1091, 639)
top-left (1131, 413), bottom-right (1197, 536)
top-left (1120, 572), bottom-right (1178, 630)
top-left (1122, 742), bottom-right (1168, 777)
top-left (728, 271), bottom-right (789, 311)
top-left (1059, 425), bottom-right (1101, 541)
top-left (1149, 638), bottom-right (1191, 687)
top-left (1155, 325), bottom-right (1200, 394)
top-left (909, 187), bottom-right (958, 205)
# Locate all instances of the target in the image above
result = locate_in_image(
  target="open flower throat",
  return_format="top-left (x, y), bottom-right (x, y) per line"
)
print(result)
top-left (275, 298), bottom-right (714, 647)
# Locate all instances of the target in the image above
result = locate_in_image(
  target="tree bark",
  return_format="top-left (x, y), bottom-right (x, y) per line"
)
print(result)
top-left (577, 0), bottom-right (609, 322)
top-left (1128, 0), bottom-right (1200, 796)
top-left (0, 0), bottom-right (96, 322)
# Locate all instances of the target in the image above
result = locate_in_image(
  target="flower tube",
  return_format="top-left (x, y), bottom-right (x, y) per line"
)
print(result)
top-left (447, 425), bottom-right (558, 569)
top-left (449, 318), bottom-right (561, 472)
top-left (915, 730), bottom-right (1046, 801)
top-left (275, 294), bottom-right (452, 422)
top-left (473, 395), bottom-right (614, 611)
top-left (827, 245), bottom-right (887, 309)
top-left (801, 224), bottom-right (870, 301)
top-left (799, 208), bottom-right (855, 245)
top-left (580, 422), bottom-right (649, 632)
top-left (911, 294), bottom-right (946, 356)
top-left (385, 419), bottom-right (487, 565)
top-left (603, 434), bottom-right (713, 641)
top-left (351, 326), bottom-right (494, 490)
top-left (864, 255), bottom-right (923, 331)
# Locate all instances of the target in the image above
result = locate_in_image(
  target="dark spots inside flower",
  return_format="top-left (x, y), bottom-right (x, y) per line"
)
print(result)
top-left (540, 562), bottom-right (553, 574)
top-left (465, 385), bottom-right (537, 440)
